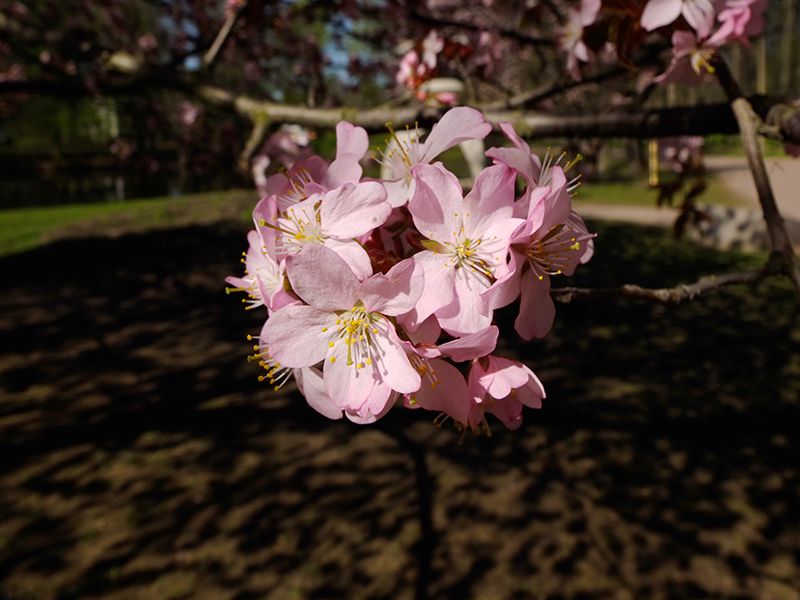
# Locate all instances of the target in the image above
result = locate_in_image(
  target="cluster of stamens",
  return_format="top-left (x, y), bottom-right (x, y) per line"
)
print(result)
top-left (522, 219), bottom-right (592, 280)
top-left (327, 303), bottom-right (382, 370)
top-left (262, 202), bottom-right (325, 255)
top-left (538, 149), bottom-right (582, 194)
top-left (276, 168), bottom-right (315, 211)
top-left (375, 122), bottom-right (422, 180)
top-left (248, 334), bottom-right (293, 391)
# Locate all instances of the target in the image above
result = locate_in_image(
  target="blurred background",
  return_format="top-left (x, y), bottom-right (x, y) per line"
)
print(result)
top-left (1, 2), bottom-right (799, 599)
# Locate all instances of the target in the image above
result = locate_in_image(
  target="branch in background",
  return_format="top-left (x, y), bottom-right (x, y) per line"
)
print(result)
top-left (394, 1), bottom-right (553, 47)
top-left (551, 269), bottom-right (766, 304)
top-left (2, 76), bottom-right (799, 145)
top-left (238, 118), bottom-right (269, 174)
top-left (713, 57), bottom-right (800, 297)
top-left (203, 2), bottom-right (247, 69)
top-left (481, 65), bottom-right (628, 111)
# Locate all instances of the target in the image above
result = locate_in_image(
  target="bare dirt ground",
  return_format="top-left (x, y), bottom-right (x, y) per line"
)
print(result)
top-left (1, 221), bottom-right (799, 600)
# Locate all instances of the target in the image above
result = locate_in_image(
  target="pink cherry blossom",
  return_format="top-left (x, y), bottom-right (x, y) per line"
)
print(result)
top-left (468, 355), bottom-right (545, 431)
top-left (379, 107), bottom-right (492, 207)
top-left (713, 0), bottom-right (767, 44)
top-left (261, 121), bottom-right (368, 208)
top-left (262, 245), bottom-right (423, 420)
top-left (225, 229), bottom-right (295, 312)
top-left (559, 0), bottom-right (601, 80)
top-left (402, 326), bottom-right (499, 426)
top-left (406, 163), bottom-right (522, 335)
top-left (499, 171), bottom-right (594, 340)
top-left (641, 0), bottom-right (716, 39)
top-left (258, 181), bottom-right (391, 279)
top-left (654, 30), bottom-right (725, 85)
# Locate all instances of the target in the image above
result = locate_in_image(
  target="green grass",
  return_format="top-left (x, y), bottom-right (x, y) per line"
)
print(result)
top-left (0, 169), bottom-right (746, 259)
top-left (0, 189), bottom-right (254, 257)
top-left (574, 174), bottom-right (745, 207)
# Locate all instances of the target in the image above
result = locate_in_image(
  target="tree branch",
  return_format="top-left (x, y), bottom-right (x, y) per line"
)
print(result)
top-left (480, 65), bottom-right (629, 111)
top-left (394, 1), bottom-right (552, 46)
top-left (203, 2), bottom-right (247, 70)
top-left (551, 269), bottom-right (767, 304)
top-left (714, 57), bottom-right (800, 297)
top-left (3, 77), bottom-right (800, 146)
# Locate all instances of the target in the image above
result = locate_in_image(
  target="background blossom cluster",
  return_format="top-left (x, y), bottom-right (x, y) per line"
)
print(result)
top-left (561, 0), bottom-right (767, 83)
top-left (228, 108), bottom-right (594, 433)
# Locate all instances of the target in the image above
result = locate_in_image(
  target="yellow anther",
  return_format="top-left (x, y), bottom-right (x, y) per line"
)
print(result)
top-left (329, 356), bottom-right (336, 363)
top-left (328, 341), bottom-right (335, 348)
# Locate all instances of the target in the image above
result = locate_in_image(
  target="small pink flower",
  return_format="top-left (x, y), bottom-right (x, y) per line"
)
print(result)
top-left (379, 107), bottom-right (492, 207)
top-left (262, 245), bottom-right (424, 420)
top-left (559, 0), bottom-right (601, 80)
top-left (257, 181), bottom-right (391, 280)
top-left (655, 30), bottom-right (724, 85)
top-left (713, 0), bottom-right (767, 44)
top-left (406, 163), bottom-right (522, 335)
top-left (225, 229), bottom-right (295, 313)
top-left (262, 121), bottom-right (368, 208)
top-left (468, 355), bottom-right (545, 431)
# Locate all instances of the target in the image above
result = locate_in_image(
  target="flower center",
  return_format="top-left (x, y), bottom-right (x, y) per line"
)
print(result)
top-left (522, 223), bottom-right (586, 280)
top-left (328, 303), bottom-right (382, 369)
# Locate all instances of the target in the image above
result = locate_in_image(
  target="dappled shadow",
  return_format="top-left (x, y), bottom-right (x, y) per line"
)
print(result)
top-left (0, 221), bottom-right (798, 599)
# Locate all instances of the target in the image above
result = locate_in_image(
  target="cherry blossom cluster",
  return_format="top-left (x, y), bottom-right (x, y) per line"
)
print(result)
top-left (561, 0), bottom-right (767, 84)
top-left (395, 30), bottom-right (476, 106)
top-left (227, 108), bottom-right (594, 432)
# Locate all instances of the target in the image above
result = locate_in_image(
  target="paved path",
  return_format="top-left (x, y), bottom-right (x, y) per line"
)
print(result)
top-left (573, 202), bottom-right (679, 227)
top-left (706, 155), bottom-right (800, 221)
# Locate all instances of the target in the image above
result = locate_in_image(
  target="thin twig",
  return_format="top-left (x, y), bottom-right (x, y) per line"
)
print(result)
top-left (551, 269), bottom-right (767, 304)
top-left (203, 2), bottom-right (247, 69)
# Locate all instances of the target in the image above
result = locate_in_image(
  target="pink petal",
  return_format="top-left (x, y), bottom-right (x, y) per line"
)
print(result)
top-left (295, 367), bottom-right (343, 420)
top-left (436, 269), bottom-right (493, 336)
top-left (410, 358), bottom-right (471, 424)
top-left (515, 270), bottom-right (556, 340)
top-left (383, 178), bottom-right (415, 208)
top-left (530, 168), bottom-right (572, 235)
top-left (640, 0), bottom-right (683, 31)
top-left (485, 147), bottom-right (539, 186)
top-left (261, 305), bottom-right (337, 368)
top-left (323, 239), bottom-right (373, 281)
top-left (324, 122), bottom-right (368, 188)
top-left (482, 248), bottom-right (523, 310)
top-left (463, 164), bottom-right (516, 237)
top-left (345, 391), bottom-right (396, 424)
top-left (482, 356), bottom-right (531, 399)
top-left (409, 163), bottom-right (464, 242)
top-left (320, 182), bottom-right (390, 238)
top-left (419, 107), bottom-right (492, 164)
top-left (286, 245), bottom-right (359, 311)
top-left (408, 251), bottom-right (456, 327)
top-left (323, 343), bottom-right (380, 409)
top-left (373, 318), bottom-right (422, 394)
top-left (359, 257), bottom-right (424, 316)
top-left (487, 396), bottom-right (524, 430)
top-left (682, 0), bottom-right (715, 38)
top-left (438, 326), bottom-right (498, 362)
top-left (580, 0), bottom-right (602, 26)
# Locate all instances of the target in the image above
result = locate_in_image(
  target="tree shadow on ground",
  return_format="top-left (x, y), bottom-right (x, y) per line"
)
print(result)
top-left (0, 221), bottom-right (798, 600)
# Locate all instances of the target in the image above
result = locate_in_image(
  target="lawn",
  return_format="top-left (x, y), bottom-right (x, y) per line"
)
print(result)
top-left (0, 189), bottom-right (255, 257)
top-left (0, 173), bottom-right (745, 258)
